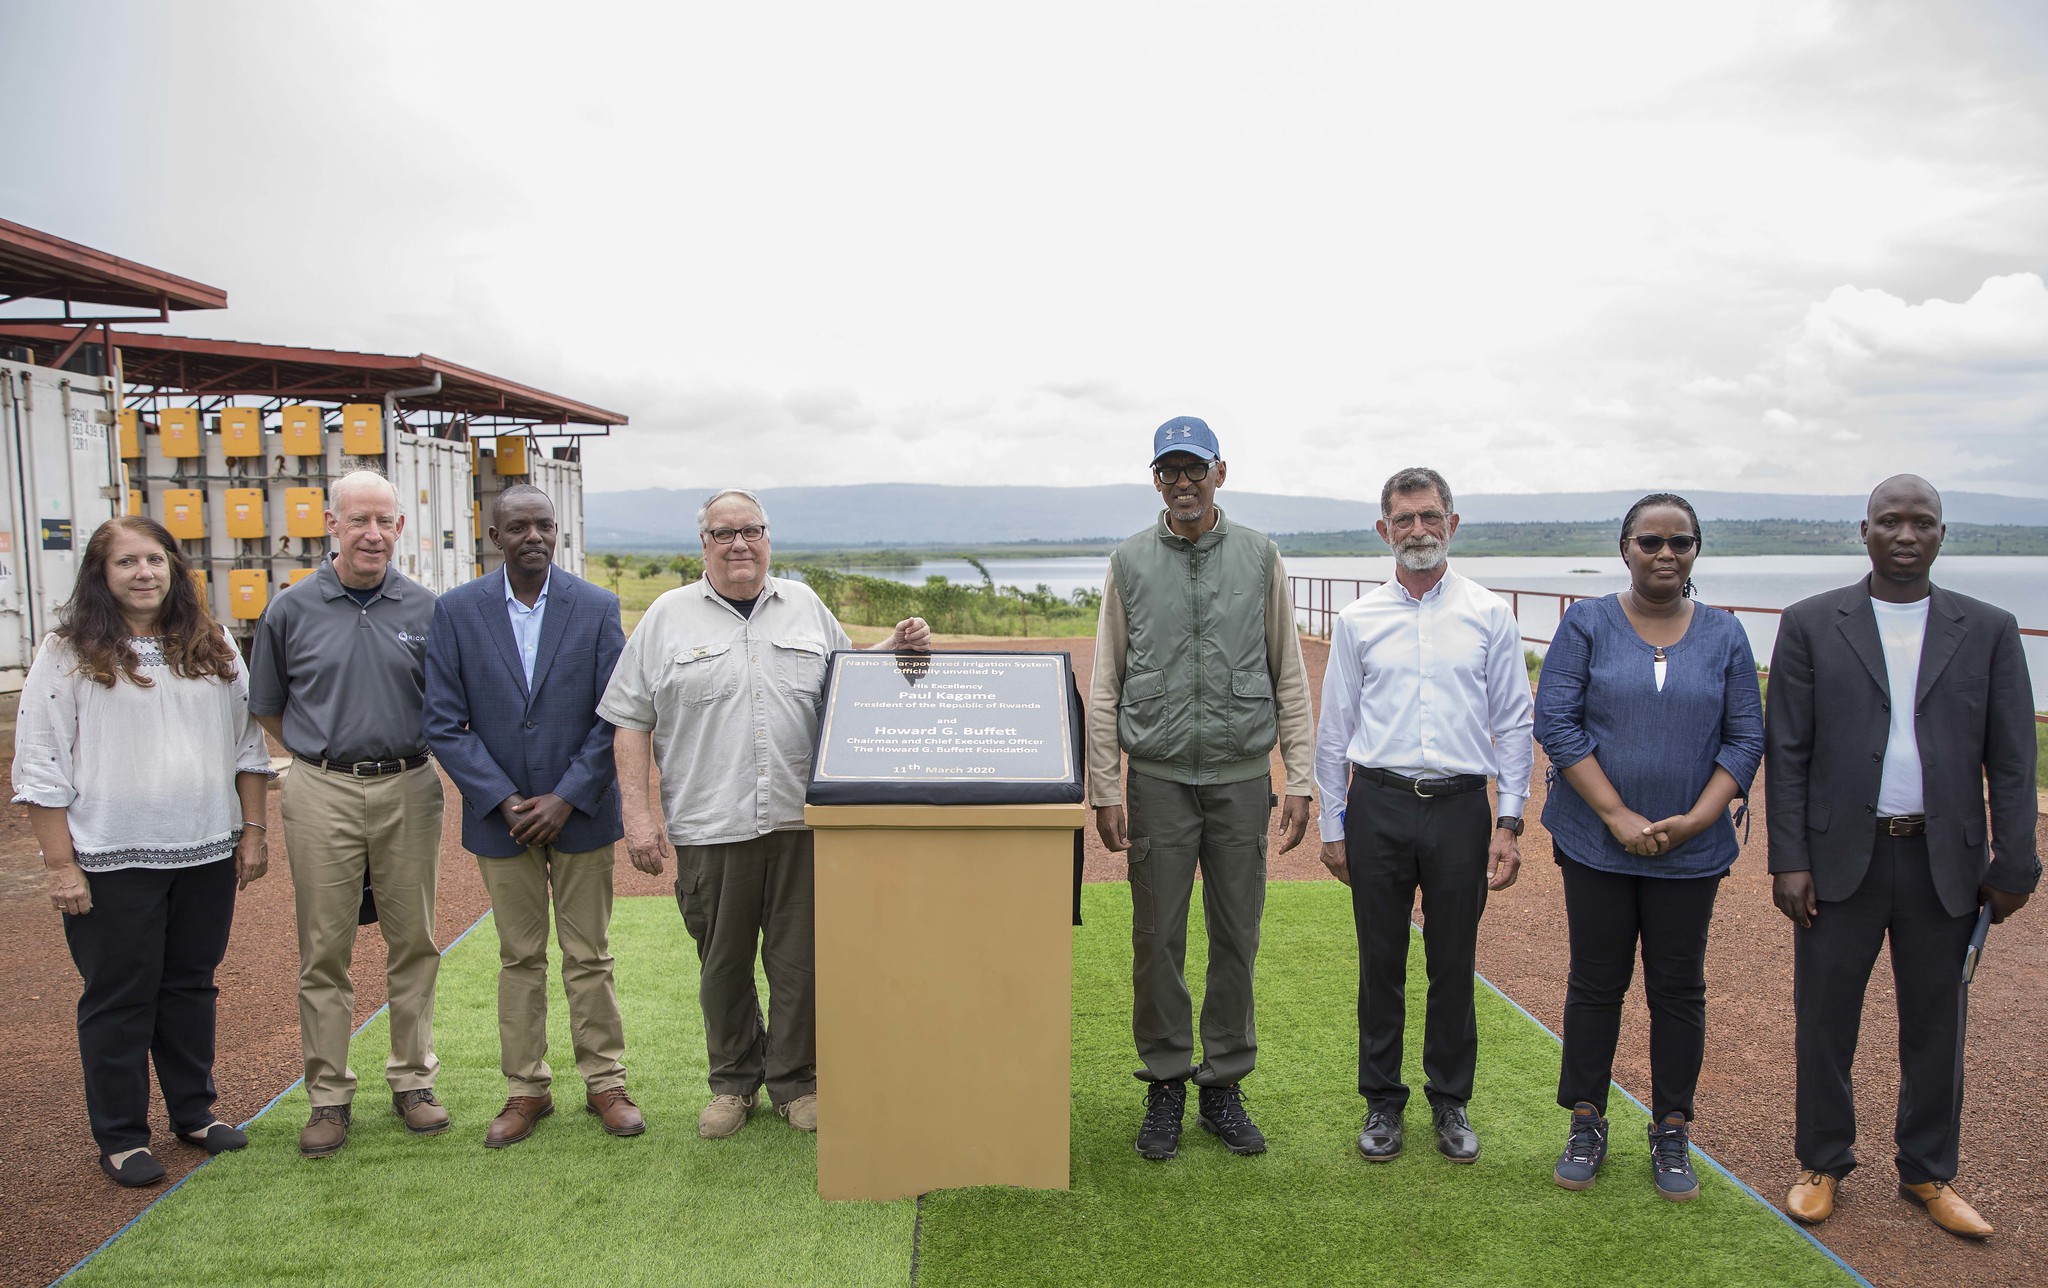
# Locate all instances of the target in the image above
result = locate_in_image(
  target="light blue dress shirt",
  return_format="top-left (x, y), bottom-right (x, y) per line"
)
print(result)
top-left (505, 570), bottom-right (551, 689)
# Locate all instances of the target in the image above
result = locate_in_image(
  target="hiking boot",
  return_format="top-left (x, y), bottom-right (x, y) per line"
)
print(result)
top-left (1134, 1079), bottom-right (1186, 1161)
top-left (776, 1092), bottom-right (818, 1132)
top-left (1649, 1112), bottom-right (1699, 1202)
top-left (1553, 1102), bottom-right (1608, 1190)
top-left (698, 1092), bottom-right (758, 1139)
top-left (1197, 1083), bottom-right (1268, 1155)
top-left (300, 1104), bottom-right (352, 1158)
top-left (393, 1088), bottom-right (451, 1136)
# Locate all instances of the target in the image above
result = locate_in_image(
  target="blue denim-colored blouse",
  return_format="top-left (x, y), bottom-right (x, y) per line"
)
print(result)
top-left (1534, 595), bottom-right (1764, 878)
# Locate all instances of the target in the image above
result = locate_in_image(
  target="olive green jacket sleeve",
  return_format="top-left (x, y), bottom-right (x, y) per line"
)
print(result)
top-left (1267, 547), bottom-right (1314, 797)
top-left (1086, 561), bottom-right (1129, 807)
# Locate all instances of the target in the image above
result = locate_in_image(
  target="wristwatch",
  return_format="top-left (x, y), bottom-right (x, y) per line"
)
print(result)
top-left (1495, 815), bottom-right (1524, 837)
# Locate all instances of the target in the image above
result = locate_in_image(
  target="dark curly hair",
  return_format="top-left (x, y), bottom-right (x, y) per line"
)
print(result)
top-left (1620, 492), bottom-right (1702, 599)
top-left (58, 516), bottom-right (238, 687)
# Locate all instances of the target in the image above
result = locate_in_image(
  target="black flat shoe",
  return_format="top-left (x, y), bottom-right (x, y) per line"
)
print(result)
top-left (177, 1122), bottom-right (248, 1154)
top-left (100, 1149), bottom-right (167, 1188)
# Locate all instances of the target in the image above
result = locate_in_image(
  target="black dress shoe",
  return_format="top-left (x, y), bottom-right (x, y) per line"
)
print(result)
top-left (1357, 1107), bottom-right (1403, 1161)
top-left (100, 1149), bottom-right (167, 1188)
top-left (1197, 1083), bottom-right (1267, 1155)
top-left (1134, 1079), bottom-right (1186, 1161)
top-left (1433, 1103), bottom-right (1480, 1163)
top-left (177, 1122), bottom-right (248, 1154)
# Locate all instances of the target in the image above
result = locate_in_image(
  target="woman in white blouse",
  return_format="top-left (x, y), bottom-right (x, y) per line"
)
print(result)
top-left (13, 516), bottom-right (274, 1187)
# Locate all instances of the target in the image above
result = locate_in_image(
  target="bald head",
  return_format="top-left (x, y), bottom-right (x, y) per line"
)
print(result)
top-left (1867, 474), bottom-right (1941, 522)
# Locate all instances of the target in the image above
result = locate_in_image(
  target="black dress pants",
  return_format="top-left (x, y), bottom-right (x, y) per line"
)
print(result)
top-left (1347, 770), bottom-right (1491, 1113)
top-left (62, 858), bottom-right (238, 1155)
top-left (1794, 829), bottom-right (1974, 1185)
top-left (1555, 853), bottom-right (1721, 1121)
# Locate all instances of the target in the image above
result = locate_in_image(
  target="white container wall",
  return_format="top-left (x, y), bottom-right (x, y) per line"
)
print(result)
top-left (389, 432), bottom-right (477, 593)
top-left (0, 358), bottom-right (122, 692)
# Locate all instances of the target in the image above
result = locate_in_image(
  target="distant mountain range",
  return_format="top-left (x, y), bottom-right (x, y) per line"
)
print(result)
top-left (586, 484), bottom-right (2048, 550)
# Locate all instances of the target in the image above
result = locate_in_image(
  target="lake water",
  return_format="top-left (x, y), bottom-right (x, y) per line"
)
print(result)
top-left (846, 554), bottom-right (2048, 707)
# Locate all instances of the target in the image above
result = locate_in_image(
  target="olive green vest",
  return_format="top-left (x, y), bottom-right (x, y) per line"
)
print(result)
top-left (1111, 508), bottom-right (1278, 785)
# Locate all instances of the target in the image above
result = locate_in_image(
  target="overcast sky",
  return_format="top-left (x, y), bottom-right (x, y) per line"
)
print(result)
top-left (5, 0), bottom-right (2046, 500)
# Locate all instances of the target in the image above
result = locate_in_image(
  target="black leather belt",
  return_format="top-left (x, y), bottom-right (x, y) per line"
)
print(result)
top-left (1355, 766), bottom-right (1489, 799)
top-left (1879, 814), bottom-right (1926, 837)
top-left (296, 751), bottom-right (431, 778)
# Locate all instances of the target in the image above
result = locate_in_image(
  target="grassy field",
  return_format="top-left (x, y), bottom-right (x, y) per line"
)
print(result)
top-left (66, 888), bottom-right (1852, 1287)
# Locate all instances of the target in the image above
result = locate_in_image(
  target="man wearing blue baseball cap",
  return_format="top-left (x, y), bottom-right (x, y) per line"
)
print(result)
top-left (1087, 415), bottom-right (1315, 1161)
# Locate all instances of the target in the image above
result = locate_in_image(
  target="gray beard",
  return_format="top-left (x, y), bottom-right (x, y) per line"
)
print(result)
top-left (1393, 539), bottom-right (1447, 572)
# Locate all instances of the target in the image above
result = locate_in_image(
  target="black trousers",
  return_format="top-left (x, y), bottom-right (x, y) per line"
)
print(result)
top-left (1348, 770), bottom-right (1491, 1112)
top-left (1794, 829), bottom-right (1974, 1185)
top-left (62, 858), bottom-right (238, 1155)
top-left (1555, 854), bottom-right (1721, 1121)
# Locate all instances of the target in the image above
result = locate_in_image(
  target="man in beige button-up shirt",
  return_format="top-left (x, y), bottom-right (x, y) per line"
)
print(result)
top-left (598, 488), bottom-right (928, 1140)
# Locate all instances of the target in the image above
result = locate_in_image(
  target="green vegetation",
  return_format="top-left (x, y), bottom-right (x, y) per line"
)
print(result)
top-left (1279, 520), bottom-right (2048, 557)
top-left (75, 889), bottom-right (1855, 1287)
top-left (797, 565), bottom-right (1099, 637)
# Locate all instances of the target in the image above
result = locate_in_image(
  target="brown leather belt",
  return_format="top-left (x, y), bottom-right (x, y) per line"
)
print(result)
top-left (1879, 814), bottom-right (1926, 837)
top-left (296, 751), bottom-right (431, 778)
top-left (1355, 766), bottom-right (1489, 799)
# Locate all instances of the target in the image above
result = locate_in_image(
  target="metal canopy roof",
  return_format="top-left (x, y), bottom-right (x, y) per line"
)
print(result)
top-left (0, 218), bottom-right (229, 317)
top-left (0, 323), bottom-right (626, 430)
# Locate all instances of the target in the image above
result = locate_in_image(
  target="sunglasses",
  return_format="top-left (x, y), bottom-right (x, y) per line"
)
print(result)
top-left (1154, 462), bottom-right (1213, 485)
top-left (1629, 534), bottom-right (1698, 555)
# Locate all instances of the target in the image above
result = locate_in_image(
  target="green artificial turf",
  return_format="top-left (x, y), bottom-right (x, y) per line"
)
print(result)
top-left (916, 884), bottom-right (1855, 1288)
top-left (67, 887), bottom-right (1855, 1288)
top-left (66, 899), bottom-right (913, 1288)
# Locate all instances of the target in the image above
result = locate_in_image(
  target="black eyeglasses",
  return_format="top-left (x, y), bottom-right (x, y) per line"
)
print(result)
top-left (1629, 534), bottom-right (1698, 555)
top-left (705, 524), bottom-right (767, 545)
top-left (1154, 462), bottom-right (1212, 485)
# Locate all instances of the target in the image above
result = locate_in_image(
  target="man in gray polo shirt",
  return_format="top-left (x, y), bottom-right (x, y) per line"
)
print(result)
top-left (249, 469), bottom-right (447, 1158)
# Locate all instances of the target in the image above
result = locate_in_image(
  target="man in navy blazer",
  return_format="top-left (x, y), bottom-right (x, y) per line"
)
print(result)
top-left (424, 485), bottom-right (643, 1148)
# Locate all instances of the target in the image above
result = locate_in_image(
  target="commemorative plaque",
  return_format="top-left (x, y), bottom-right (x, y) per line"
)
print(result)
top-left (806, 650), bottom-right (1085, 805)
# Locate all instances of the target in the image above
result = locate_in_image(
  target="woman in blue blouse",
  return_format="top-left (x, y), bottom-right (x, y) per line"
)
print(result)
top-left (1533, 493), bottom-right (1764, 1202)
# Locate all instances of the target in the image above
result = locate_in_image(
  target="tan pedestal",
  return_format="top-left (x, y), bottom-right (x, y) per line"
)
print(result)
top-left (806, 802), bottom-right (1084, 1201)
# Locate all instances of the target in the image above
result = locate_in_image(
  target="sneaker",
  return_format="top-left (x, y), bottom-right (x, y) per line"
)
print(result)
top-left (392, 1088), bottom-right (451, 1136)
top-left (1134, 1079), bottom-right (1186, 1161)
top-left (698, 1092), bottom-right (758, 1139)
top-left (1553, 1102), bottom-right (1608, 1190)
top-left (299, 1104), bottom-right (352, 1158)
top-left (776, 1092), bottom-right (818, 1132)
top-left (1649, 1112), bottom-right (1699, 1202)
top-left (1197, 1083), bottom-right (1268, 1155)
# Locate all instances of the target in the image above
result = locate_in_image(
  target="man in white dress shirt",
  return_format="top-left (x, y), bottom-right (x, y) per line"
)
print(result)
top-left (1315, 466), bottom-right (1534, 1165)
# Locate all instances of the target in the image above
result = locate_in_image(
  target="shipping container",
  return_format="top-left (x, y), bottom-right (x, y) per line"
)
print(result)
top-left (474, 442), bottom-right (586, 579)
top-left (0, 358), bottom-right (123, 692)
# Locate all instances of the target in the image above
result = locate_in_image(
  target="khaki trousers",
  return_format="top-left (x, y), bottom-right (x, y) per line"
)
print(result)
top-left (673, 831), bottom-right (815, 1106)
top-left (476, 843), bottom-right (627, 1097)
top-left (281, 761), bottom-right (444, 1106)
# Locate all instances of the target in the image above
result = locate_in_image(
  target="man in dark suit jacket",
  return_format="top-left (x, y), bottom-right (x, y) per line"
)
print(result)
top-left (1766, 474), bottom-right (2038, 1240)
top-left (424, 485), bottom-right (642, 1148)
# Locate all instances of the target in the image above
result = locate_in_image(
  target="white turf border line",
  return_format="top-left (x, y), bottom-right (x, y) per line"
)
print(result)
top-left (52, 909), bottom-right (498, 1288)
top-left (1473, 965), bottom-right (1876, 1288)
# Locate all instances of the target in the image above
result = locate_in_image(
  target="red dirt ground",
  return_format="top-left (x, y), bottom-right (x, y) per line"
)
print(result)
top-left (1, 635), bottom-right (2041, 1286)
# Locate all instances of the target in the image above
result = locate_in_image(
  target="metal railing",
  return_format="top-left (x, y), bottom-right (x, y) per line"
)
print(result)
top-left (1288, 575), bottom-right (2048, 724)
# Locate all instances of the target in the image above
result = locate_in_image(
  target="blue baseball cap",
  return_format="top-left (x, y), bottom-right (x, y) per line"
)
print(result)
top-left (1151, 415), bottom-right (1221, 464)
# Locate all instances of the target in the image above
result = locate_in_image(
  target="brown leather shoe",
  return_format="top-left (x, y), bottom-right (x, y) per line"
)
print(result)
top-left (300, 1104), bottom-right (352, 1158)
top-left (1901, 1181), bottom-right (1993, 1240)
top-left (393, 1088), bottom-right (451, 1136)
top-left (484, 1094), bottom-right (554, 1149)
top-left (586, 1087), bottom-right (646, 1137)
top-left (1785, 1170), bottom-right (1839, 1225)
